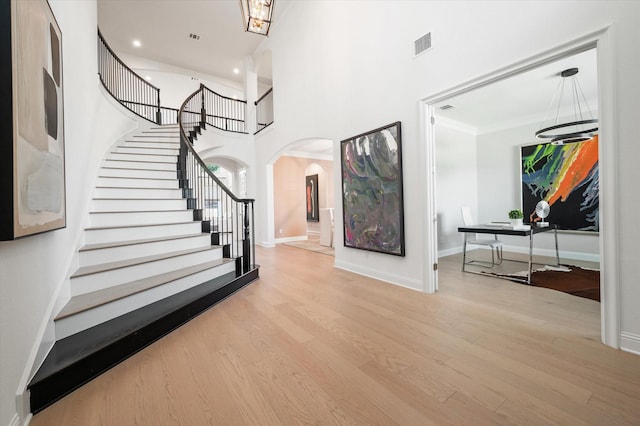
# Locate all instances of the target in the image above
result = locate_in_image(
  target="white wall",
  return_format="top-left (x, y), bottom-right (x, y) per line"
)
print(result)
top-left (0, 1), bottom-right (141, 424)
top-left (253, 1), bottom-right (640, 349)
top-left (119, 52), bottom-right (244, 109)
top-left (435, 121), bottom-right (479, 256)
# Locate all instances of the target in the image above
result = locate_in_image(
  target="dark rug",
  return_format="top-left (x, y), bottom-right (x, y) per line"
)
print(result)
top-left (489, 265), bottom-right (600, 302)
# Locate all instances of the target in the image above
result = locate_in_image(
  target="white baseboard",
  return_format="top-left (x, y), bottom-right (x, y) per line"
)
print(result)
top-left (257, 240), bottom-right (275, 248)
top-left (442, 244), bottom-right (600, 263)
top-left (502, 245), bottom-right (600, 263)
top-left (8, 413), bottom-right (19, 426)
top-left (620, 332), bottom-right (640, 356)
top-left (275, 235), bottom-right (307, 243)
top-left (438, 246), bottom-right (463, 258)
top-left (334, 259), bottom-right (423, 292)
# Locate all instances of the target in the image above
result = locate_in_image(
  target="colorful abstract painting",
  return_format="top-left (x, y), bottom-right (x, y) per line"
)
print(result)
top-left (306, 174), bottom-right (319, 222)
top-left (521, 136), bottom-right (599, 231)
top-left (341, 122), bottom-right (405, 256)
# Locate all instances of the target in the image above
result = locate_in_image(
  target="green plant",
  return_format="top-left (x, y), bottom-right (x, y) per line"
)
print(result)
top-left (508, 209), bottom-right (524, 219)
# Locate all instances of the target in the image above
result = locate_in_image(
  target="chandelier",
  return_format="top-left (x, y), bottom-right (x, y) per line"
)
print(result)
top-left (239, 0), bottom-right (274, 36)
top-left (535, 67), bottom-right (598, 145)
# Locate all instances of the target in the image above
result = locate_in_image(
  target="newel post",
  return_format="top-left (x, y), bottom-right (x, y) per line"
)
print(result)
top-left (199, 84), bottom-right (206, 130)
top-left (242, 201), bottom-right (251, 273)
top-left (156, 91), bottom-right (162, 125)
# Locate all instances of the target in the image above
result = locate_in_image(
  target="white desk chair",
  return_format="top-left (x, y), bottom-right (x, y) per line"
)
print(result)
top-left (461, 206), bottom-right (503, 268)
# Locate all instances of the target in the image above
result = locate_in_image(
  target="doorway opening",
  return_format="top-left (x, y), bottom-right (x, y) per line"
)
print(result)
top-left (265, 138), bottom-right (335, 255)
top-left (422, 28), bottom-right (618, 347)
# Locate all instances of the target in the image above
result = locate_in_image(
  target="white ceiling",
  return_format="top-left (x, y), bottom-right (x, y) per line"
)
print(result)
top-left (434, 48), bottom-right (598, 134)
top-left (97, 0), bottom-right (290, 84)
top-left (97, 2), bottom-right (597, 155)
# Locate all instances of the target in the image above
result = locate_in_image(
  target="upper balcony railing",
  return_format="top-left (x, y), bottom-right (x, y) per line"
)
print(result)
top-left (98, 30), bottom-right (178, 124)
top-left (98, 30), bottom-right (249, 133)
top-left (255, 87), bottom-right (273, 134)
top-left (202, 85), bottom-right (247, 134)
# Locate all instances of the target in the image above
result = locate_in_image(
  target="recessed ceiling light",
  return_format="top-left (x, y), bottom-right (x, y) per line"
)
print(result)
top-left (233, 68), bottom-right (240, 75)
top-left (132, 39), bottom-right (141, 47)
top-left (145, 76), bottom-right (152, 81)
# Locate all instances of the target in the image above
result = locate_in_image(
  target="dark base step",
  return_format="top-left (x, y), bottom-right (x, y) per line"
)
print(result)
top-left (28, 266), bottom-right (259, 414)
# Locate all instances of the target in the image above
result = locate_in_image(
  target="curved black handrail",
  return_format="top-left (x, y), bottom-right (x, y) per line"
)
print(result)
top-left (97, 29), bottom-right (169, 124)
top-left (178, 85), bottom-right (255, 272)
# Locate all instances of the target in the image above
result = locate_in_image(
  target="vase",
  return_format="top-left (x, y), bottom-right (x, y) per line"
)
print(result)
top-left (510, 218), bottom-right (523, 227)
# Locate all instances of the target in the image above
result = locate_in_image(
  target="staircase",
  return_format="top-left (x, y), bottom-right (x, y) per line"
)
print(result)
top-left (27, 125), bottom-right (258, 413)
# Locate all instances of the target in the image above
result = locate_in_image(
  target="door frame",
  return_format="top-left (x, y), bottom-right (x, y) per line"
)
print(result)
top-left (420, 26), bottom-right (619, 348)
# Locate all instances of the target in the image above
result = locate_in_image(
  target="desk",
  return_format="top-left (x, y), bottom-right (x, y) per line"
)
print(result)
top-left (457, 224), bottom-right (559, 285)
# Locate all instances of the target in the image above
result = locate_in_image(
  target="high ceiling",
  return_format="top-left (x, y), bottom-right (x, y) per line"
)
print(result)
top-left (97, 0), bottom-right (290, 84)
top-left (434, 48), bottom-right (598, 133)
top-left (97, 2), bottom-right (598, 156)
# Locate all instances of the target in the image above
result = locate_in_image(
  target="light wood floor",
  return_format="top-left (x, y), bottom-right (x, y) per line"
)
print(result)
top-left (31, 246), bottom-right (640, 425)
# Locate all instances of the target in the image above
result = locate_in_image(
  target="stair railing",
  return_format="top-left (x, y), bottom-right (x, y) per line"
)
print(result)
top-left (179, 85), bottom-right (255, 273)
top-left (97, 29), bottom-right (178, 124)
top-left (255, 87), bottom-right (274, 134)
top-left (202, 85), bottom-right (248, 133)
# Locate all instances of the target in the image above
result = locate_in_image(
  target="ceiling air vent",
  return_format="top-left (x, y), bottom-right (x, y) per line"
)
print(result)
top-left (439, 104), bottom-right (454, 110)
top-left (414, 32), bottom-right (432, 56)
top-left (189, 33), bottom-right (200, 40)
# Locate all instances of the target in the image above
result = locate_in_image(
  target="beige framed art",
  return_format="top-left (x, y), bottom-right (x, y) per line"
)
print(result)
top-left (1, 0), bottom-right (66, 240)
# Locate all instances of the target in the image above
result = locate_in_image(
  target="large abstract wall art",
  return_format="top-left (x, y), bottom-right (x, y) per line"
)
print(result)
top-left (1, 0), bottom-right (66, 240)
top-left (341, 121), bottom-right (405, 256)
top-left (521, 136), bottom-right (599, 232)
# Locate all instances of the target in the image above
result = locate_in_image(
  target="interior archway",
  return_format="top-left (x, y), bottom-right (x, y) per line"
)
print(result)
top-left (265, 138), bottom-right (334, 245)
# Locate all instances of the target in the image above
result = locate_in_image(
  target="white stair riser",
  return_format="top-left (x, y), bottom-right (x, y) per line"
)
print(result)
top-left (85, 222), bottom-right (201, 245)
top-left (100, 168), bottom-right (177, 179)
top-left (57, 261), bottom-right (236, 339)
top-left (95, 177), bottom-right (178, 189)
top-left (93, 187), bottom-right (183, 199)
top-left (121, 141), bottom-right (180, 150)
top-left (108, 152), bottom-right (177, 163)
top-left (91, 198), bottom-right (187, 212)
top-left (102, 159), bottom-right (176, 171)
top-left (71, 248), bottom-right (223, 295)
top-left (133, 134), bottom-right (179, 139)
top-left (114, 146), bottom-right (180, 156)
top-left (79, 235), bottom-right (212, 267)
top-left (89, 210), bottom-right (194, 227)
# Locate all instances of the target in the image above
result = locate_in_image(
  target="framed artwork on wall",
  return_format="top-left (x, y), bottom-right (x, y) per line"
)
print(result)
top-left (521, 136), bottom-right (599, 232)
top-left (306, 174), bottom-right (319, 222)
top-left (340, 121), bottom-right (405, 256)
top-left (0, 0), bottom-right (66, 240)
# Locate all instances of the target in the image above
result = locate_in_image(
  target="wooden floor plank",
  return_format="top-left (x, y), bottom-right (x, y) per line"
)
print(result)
top-left (30, 245), bottom-right (640, 425)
